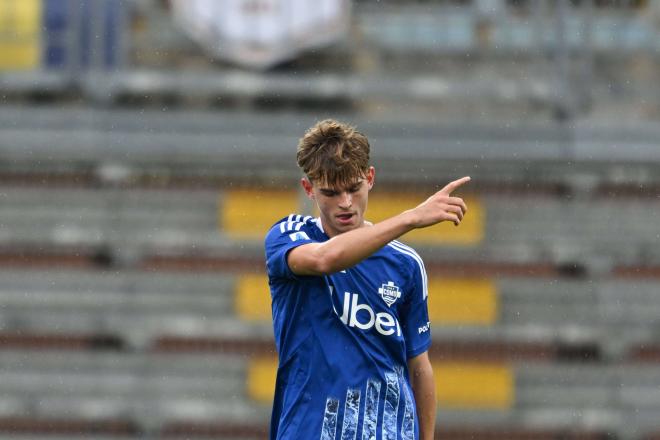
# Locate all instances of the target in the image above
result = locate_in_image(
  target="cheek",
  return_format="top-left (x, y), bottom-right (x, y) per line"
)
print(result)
top-left (316, 199), bottom-right (331, 212)
top-left (355, 193), bottom-right (369, 210)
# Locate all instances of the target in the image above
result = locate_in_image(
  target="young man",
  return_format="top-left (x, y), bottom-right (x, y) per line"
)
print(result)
top-left (264, 119), bottom-right (469, 440)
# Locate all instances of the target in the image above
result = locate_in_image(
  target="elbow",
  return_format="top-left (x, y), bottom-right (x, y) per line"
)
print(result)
top-left (420, 362), bottom-right (434, 380)
top-left (411, 364), bottom-right (430, 380)
top-left (409, 353), bottom-right (433, 379)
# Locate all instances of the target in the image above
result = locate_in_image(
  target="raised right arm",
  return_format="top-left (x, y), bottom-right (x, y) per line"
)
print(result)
top-left (288, 176), bottom-right (471, 276)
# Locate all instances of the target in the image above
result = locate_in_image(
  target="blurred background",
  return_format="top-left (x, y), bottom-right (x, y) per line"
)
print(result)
top-left (1, 0), bottom-right (660, 439)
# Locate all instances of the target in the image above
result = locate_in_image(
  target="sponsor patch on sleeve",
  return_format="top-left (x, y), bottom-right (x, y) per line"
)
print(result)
top-left (289, 231), bottom-right (310, 242)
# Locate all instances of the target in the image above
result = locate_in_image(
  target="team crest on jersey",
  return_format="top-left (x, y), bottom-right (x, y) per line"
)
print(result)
top-left (378, 281), bottom-right (401, 307)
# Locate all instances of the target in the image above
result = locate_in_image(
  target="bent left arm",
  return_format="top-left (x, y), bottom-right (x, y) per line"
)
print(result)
top-left (408, 351), bottom-right (436, 440)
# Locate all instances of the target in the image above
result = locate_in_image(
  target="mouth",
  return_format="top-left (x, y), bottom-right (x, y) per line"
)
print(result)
top-left (336, 212), bottom-right (355, 224)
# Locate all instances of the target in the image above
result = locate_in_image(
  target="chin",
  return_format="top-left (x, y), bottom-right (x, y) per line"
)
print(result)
top-left (342, 220), bottom-right (361, 231)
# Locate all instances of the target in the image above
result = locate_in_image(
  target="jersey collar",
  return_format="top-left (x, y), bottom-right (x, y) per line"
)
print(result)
top-left (314, 217), bottom-right (325, 234)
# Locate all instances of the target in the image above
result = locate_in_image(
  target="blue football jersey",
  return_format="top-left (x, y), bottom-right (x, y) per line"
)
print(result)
top-left (264, 214), bottom-right (432, 440)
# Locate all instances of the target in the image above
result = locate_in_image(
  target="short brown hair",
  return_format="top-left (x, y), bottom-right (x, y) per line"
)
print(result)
top-left (296, 119), bottom-right (370, 187)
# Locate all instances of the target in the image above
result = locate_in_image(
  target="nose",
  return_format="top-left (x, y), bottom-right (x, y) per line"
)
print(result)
top-left (338, 191), bottom-right (352, 208)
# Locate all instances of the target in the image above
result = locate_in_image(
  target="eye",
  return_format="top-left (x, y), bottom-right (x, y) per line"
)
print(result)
top-left (321, 190), bottom-right (338, 197)
top-left (349, 185), bottom-right (361, 193)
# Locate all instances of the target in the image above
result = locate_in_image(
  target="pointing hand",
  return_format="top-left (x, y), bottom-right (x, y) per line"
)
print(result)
top-left (407, 176), bottom-right (470, 227)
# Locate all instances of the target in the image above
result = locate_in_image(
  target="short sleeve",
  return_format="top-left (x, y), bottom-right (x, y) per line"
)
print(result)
top-left (400, 255), bottom-right (431, 359)
top-left (264, 216), bottom-right (317, 280)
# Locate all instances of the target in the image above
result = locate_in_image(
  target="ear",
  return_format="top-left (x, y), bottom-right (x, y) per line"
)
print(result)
top-left (366, 166), bottom-right (376, 190)
top-left (301, 177), bottom-right (315, 199)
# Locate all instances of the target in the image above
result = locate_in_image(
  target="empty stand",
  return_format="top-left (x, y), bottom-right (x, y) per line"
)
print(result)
top-left (2, 253), bottom-right (659, 437)
top-left (1, 1), bottom-right (660, 439)
top-left (0, 269), bottom-right (273, 349)
top-left (3, 184), bottom-right (659, 269)
top-left (0, 350), bottom-right (269, 435)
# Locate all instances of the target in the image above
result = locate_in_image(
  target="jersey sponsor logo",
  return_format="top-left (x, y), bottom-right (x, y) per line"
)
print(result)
top-left (378, 281), bottom-right (401, 307)
top-left (338, 292), bottom-right (401, 337)
top-left (417, 321), bottom-right (431, 334)
top-left (289, 231), bottom-right (310, 241)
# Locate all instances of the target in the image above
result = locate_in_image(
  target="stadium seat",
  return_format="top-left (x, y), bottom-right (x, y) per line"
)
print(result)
top-left (0, 0), bottom-right (41, 70)
top-left (368, 192), bottom-right (484, 246)
top-left (428, 277), bottom-right (498, 325)
top-left (221, 188), bottom-right (298, 238)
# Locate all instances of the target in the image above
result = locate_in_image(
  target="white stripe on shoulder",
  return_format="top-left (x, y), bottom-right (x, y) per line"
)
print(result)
top-left (277, 215), bottom-right (309, 234)
top-left (387, 241), bottom-right (428, 300)
top-left (391, 240), bottom-right (421, 257)
top-left (391, 240), bottom-right (428, 279)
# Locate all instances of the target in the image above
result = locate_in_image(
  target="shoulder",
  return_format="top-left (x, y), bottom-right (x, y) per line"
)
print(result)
top-left (385, 240), bottom-right (429, 297)
top-left (271, 214), bottom-right (316, 234)
top-left (385, 240), bottom-right (425, 269)
top-left (265, 214), bottom-right (316, 244)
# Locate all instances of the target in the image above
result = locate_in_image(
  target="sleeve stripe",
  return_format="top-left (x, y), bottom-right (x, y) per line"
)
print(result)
top-left (276, 215), bottom-right (313, 234)
top-left (282, 222), bottom-right (302, 232)
top-left (387, 241), bottom-right (428, 300)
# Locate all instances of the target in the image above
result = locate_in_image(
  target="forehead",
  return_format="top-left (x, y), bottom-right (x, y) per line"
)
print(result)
top-left (315, 177), bottom-right (364, 190)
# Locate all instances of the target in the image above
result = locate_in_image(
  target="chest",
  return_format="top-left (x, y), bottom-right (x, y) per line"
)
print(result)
top-left (326, 254), bottom-right (410, 315)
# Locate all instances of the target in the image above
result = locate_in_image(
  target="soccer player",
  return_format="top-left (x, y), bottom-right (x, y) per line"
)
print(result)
top-left (264, 119), bottom-right (470, 440)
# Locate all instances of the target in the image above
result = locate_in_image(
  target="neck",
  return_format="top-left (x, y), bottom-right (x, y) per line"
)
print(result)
top-left (319, 217), bottom-right (366, 239)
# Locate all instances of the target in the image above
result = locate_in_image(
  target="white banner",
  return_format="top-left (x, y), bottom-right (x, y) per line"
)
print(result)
top-left (172, 0), bottom-right (350, 70)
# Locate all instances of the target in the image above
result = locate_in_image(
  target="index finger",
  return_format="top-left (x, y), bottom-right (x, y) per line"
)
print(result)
top-left (440, 176), bottom-right (471, 195)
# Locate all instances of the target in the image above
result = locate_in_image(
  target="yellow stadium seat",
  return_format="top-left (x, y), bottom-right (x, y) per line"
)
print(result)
top-left (220, 189), bottom-right (298, 238)
top-left (427, 278), bottom-right (498, 325)
top-left (367, 192), bottom-right (484, 246)
top-left (0, 0), bottom-right (41, 70)
top-left (235, 273), bottom-right (271, 321)
top-left (433, 361), bottom-right (514, 409)
top-left (247, 357), bottom-right (278, 403)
